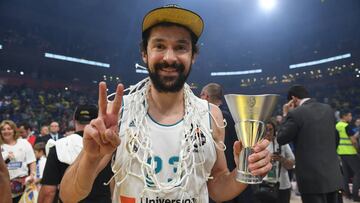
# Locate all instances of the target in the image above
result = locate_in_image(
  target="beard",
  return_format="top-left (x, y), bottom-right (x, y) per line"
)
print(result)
top-left (147, 61), bottom-right (191, 93)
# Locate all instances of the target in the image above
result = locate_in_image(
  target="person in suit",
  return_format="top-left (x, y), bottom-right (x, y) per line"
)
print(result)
top-left (36, 121), bottom-right (63, 145)
top-left (277, 85), bottom-right (343, 203)
top-left (201, 83), bottom-right (254, 203)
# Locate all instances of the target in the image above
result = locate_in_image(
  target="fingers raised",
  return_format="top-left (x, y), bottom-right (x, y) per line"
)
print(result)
top-left (111, 84), bottom-right (124, 115)
top-left (98, 82), bottom-right (108, 117)
top-left (90, 118), bottom-right (107, 144)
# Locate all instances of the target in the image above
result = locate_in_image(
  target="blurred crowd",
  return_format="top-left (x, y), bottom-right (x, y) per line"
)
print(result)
top-left (0, 84), bottom-right (97, 134)
top-left (1, 83), bottom-right (358, 134)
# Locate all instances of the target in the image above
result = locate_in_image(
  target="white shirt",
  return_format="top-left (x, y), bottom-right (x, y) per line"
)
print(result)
top-left (1, 138), bottom-right (36, 179)
top-left (37, 155), bottom-right (47, 179)
top-left (299, 98), bottom-right (311, 106)
top-left (264, 139), bottom-right (295, 190)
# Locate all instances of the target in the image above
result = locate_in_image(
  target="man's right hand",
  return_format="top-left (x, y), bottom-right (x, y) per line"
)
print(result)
top-left (282, 99), bottom-right (295, 117)
top-left (83, 82), bottom-right (124, 160)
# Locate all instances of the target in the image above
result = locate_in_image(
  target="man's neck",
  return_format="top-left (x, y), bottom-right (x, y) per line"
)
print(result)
top-left (211, 100), bottom-right (222, 107)
top-left (147, 85), bottom-right (185, 125)
top-left (148, 86), bottom-right (184, 114)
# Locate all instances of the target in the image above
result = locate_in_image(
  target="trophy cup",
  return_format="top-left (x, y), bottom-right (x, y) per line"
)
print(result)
top-left (224, 94), bottom-right (279, 184)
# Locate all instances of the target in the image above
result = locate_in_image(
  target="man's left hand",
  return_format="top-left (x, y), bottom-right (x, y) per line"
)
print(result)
top-left (233, 139), bottom-right (272, 176)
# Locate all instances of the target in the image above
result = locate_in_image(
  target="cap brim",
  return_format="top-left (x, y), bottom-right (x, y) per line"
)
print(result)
top-left (142, 7), bottom-right (204, 39)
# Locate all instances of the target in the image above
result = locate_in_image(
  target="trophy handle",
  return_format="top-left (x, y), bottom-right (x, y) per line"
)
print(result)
top-left (235, 120), bottom-right (266, 184)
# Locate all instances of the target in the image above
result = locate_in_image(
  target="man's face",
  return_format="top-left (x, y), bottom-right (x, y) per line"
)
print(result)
top-left (344, 113), bottom-right (352, 123)
top-left (142, 25), bottom-right (195, 93)
top-left (49, 122), bottom-right (59, 134)
top-left (40, 126), bottom-right (49, 136)
top-left (18, 126), bottom-right (28, 139)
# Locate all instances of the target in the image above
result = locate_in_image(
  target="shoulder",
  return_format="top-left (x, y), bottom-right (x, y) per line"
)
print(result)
top-left (16, 138), bottom-right (26, 144)
top-left (209, 103), bottom-right (223, 120)
top-left (47, 147), bottom-right (67, 168)
top-left (209, 103), bottom-right (225, 141)
top-left (17, 138), bottom-right (32, 147)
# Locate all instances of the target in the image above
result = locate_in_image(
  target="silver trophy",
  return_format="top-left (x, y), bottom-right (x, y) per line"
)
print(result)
top-left (225, 94), bottom-right (279, 184)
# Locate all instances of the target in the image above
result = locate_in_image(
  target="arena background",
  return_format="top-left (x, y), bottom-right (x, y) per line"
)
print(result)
top-left (0, 0), bottom-right (359, 130)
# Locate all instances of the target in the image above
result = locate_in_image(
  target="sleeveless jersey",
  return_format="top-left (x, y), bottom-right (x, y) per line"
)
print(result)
top-left (112, 95), bottom-right (216, 203)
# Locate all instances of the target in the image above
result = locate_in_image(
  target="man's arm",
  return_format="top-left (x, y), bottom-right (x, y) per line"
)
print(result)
top-left (39, 147), bottom-right (65, 203)
top-left (60, 151), bottom-right (113, 202)
top-left (277, 112), bottom-right (299, 145)
top-left (0, 151), bottom-right (11, 203)
top-left (277, 99), bottom-right (298, 145)
top-left (207, 104), bottom-right (271, 202)
top-left (59, 82), bottom-right (123, 202)
top-left (38, 185), bottom-right (57, 203)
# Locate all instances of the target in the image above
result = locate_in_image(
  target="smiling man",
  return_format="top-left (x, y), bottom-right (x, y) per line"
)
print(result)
top-left (59, 5), bottom-right (272, 203)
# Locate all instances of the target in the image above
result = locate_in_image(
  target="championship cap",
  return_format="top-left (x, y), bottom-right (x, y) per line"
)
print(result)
top-left (142, 4), bottom-right (204, 41)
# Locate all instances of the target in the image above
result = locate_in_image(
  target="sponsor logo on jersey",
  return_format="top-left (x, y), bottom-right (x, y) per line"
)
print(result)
top-left (141, 197), bottom-right (197, 203)
top-left (188, 124), bottom-right (207, 153)
top-left (7, 161), bottom-right (22, 170)
top-left (120, 195), bottom-right (136, 203)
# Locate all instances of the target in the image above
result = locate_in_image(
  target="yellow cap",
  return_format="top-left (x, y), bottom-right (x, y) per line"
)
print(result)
top-left (142, 5), bottom-right (204, 40)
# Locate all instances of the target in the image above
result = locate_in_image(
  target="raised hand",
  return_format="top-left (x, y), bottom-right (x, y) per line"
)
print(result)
top-left (282, 99), bottom-right (295, 117)
top-left (83, 82), bottom-right (124, 160)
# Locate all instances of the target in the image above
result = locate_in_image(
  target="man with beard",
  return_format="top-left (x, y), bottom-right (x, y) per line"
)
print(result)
top-left (59, 5), bottom-right (272, 203)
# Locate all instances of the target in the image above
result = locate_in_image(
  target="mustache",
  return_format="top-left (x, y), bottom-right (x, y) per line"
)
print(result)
top-left (154, 61), bottom-right (185, 72)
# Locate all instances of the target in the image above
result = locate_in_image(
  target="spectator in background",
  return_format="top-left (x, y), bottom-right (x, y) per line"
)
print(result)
top-left (277, 85), bottom-right (343, 203)
top-left (48, 121), bottom-right (62, 141)
top-left (200, 83), bottom-right (254, 203)
top-left (36, 121), bottom-right (63, 144)
top-left (33, 142), bottom-right (47, 186)
top-left (353, 118), bottom-right (360, 136)
top-left (0, 146), bottom-right (12, 203)
top-left (336, 110), bottom-right (360, 201)
top-left (275, 115), bottom-right (283, 125)
top-left (39, 125), bottom-right (49, 138)
top-left (39, 104), bottom-right (113, 203)
top-left (0, 120), bottom-right (36, 202)
top-left (254, 120), bottom-right (295, 203)
top-left (18, 122), bottom-right (37, 146)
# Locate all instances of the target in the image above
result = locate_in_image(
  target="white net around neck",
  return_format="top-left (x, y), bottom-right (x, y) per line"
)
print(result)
top-left (106, 77), bottom-right (226, 199)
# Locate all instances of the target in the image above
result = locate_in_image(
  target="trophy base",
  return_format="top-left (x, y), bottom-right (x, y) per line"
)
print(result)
top-left (236, 170), bottom-right (263, 184)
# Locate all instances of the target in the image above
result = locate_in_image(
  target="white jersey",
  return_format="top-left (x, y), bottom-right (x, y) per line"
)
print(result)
top-left (112, 95), bottom-right (216, 203)
top-left (1, 138), bottom-right (36, 180)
